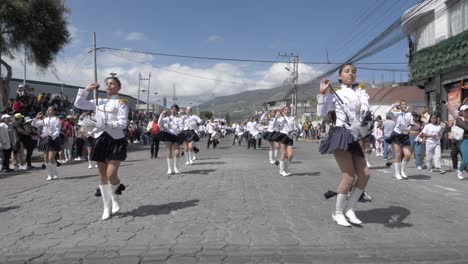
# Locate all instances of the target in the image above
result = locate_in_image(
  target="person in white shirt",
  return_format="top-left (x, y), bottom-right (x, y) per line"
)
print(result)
top-left (232, 121), bottom-right (243, 146)
top-left (420, 115), bottom-right (444, 172)
top-left (206, 119), bottom-right (219, 149)
top-left (182, 107), bottom-right (202, 165)
top-left (385, 100), bottom-right (413, 180)
top-left (260, 110), bottom-right (280, 164)
top-left (32, 107), bottom-right (62, 181)
top-left (316, 63), bottom-right (371, 227)
top-left (158, 105), bottom-right (184, 174)
top-left (273, 107), bottom-right (297, 176)
top-left (0, 114), bottom-right (14, 173)
top-left (74, 77), bottom-right (129, 220)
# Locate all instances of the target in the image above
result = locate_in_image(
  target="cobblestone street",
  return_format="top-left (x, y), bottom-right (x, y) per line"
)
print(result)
top-left (0, 137), bottom-right (467, 263)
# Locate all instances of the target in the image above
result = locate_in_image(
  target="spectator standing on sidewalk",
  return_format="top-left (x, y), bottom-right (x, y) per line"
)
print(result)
top-left (22, 117), bottom-right (38, 169)
top-left (383, 115), bottom-right (395, 161)
top-left (420, 114), bottom-right (444, 173)
top-left (11, 113), bottom-right (26, 170)
top-left (409, 112), bottom-right (424, 170)
top-left (0, 114), bottom-right (14, 172)
top-left (146, 114), bottom-right (160, 158)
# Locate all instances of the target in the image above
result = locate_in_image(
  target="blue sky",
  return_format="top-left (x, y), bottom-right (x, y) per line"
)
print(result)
top-left (9, 0), bottom-right (421, 106)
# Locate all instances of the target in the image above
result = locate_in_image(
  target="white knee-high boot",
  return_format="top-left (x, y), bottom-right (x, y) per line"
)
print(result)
top-left (189, 151), bottom-right (194, 164)
top-left (279, 160), bottom-right (290, 177)
top-left (46, 163), bottom-right (53, 181)
top-left (110, 184), bottom-right (121, 214)
top-left (284, 159), bottom-right (292, 175)
top-left (332, 193), bottom-right (351, 227)
top-left (88, 155), bottom-right (93, 169)
top-left (268, 151), bottom-right (274, 164)
top-left (173, 157), bottom-right (180, 174)
top-left (99, 184), bottom-right (112, 220)
top-left (345, 187), bottom-right (364, 225)
top-left (50, 163), bottom-right (58, 179)
top-left (401, 160), bottom-right (408, 179)
top-left (167, 158), bottom-right (173, 174)
top-left (185, 151), bottom-right (191, 165)
top-left (274, 149), bottom-right (278, 161)
top-left (394, 163), bottom-right (403, 180)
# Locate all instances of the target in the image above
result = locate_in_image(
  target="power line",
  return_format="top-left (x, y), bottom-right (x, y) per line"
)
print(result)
top-left (103, 51), bottom-right (278, 87)
top-left (95, 47), bottom-right (407, 65)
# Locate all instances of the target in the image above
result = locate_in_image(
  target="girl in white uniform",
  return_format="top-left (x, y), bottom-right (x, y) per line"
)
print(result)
top-left (385, 100), bottom-right (413, 180)
top-left (182, 107), bottom-right (202, 165)
top-left (273, 107), bottom-right (297, 176)
top-left (261, 110), bottom-right (280, 164)
top-left (32, 107), bottom-right (62, 181)
top-left (158, 105), bottom-right (184, 174)
top-left (317, 63), bottom-right (371, 227)
top-left (74, 77), bottom-right (129, 220)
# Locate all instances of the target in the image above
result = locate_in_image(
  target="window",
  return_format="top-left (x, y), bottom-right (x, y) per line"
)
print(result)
top-left (415, 18), bottom-right (435, 50)
top-left (448, 0), bottom-right (468, 37)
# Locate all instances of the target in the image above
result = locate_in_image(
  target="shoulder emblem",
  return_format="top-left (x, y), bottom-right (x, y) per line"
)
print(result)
top-left (358, 83), bottom-right (365, 90)
top-left (118, 98), bottom-right (128, 105)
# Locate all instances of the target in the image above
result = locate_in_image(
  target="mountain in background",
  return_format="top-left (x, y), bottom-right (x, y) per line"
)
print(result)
top-left (196, 80), bottom-right (390, 121)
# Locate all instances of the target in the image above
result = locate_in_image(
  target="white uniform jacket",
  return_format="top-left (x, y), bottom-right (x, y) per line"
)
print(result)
top-left (159, 115), bottom-right (184, 135)
top-left (74, 89), bottom-right (128, 139)
top-left (316, 84), bottom-right (369, 127)
top-left (32, 116), bottom-right (62, 140)
top-left (260, 113), bottom-right (279, 132)
top-left (183, 115), bottom-right (202, 131)
top-left (385, 104), bottom-right (413, 135)
top-left (274, 115), bottom-right (298, 134)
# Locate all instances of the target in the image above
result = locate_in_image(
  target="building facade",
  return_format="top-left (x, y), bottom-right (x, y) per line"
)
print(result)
top-left (402, 0), bottom-right (468, 122)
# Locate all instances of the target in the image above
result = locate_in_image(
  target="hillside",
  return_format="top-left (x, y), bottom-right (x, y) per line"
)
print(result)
top-left (198, 81), bottom-right (322, 121)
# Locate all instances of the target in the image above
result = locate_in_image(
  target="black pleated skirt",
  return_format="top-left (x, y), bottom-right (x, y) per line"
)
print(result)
top-left (159, 131), bottom-right (184, 144)
top-left (274, 132), bottom-right (294, 146)
top-left (388, 131), bottom-right (411, 147)
top-left (319, 126), bottom-right (364, 157)
top-left (262, 131), bottom-right (280, 142)
top-left (37, 137), bottom-right (61, 152)
top-left (182, 130), bottom-right (200, 142)
top-left (91, 132), bottom-right (127, 162)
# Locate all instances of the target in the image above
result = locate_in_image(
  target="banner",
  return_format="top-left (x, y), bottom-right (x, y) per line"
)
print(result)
top-left (448, 87), bottom-right (461, 125)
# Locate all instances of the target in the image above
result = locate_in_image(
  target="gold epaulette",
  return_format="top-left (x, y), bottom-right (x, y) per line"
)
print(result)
top-left (358, 83), bottom-right (365, 90)
top-left (118, 98), bottom-right (128, 105)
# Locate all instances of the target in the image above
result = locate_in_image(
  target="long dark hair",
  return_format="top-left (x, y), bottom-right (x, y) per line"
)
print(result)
top-left (338, 63), bottom-right (355, 83)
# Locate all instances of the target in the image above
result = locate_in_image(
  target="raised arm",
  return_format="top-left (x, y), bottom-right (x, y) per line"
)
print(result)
top-left (74, 89), bottom-right (96, 111)
top-left (446, 102), bottom-right (459, 119)
top-left (385, 103), bottom-right (397, 119)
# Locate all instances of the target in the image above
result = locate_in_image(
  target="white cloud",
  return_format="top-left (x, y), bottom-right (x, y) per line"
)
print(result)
top-left (125, 32), bottom-right (145, 41)
top-left (3, 49), bottom-right (322, 107)
top-left (207, 35), bottom-right (224, 43)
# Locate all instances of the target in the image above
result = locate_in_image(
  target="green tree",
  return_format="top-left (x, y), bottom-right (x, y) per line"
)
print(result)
top-left (224, 112), bottom-right (231, 125)
top-left (199, 111), bottom-right (213, 120)
top-left (0, 0), bottom-right (70, 106)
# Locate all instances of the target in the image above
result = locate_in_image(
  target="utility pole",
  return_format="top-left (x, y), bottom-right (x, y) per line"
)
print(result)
top-left (278, 52), bottom-right (299, 116)
top-left (23, 47), bottom-right (27, 86)
top-left (146, 72), bottom-right (151, 112)
top-left (137, 73), bottom-right (149, 110)
top-left (172, 84), bottom-right (177, 105)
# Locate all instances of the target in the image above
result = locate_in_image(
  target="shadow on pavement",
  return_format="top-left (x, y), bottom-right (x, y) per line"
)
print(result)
top-left (0, 205), bottom-right (20, 213)
top-left (356, 206), bottom-right (413, 228)
top-left (408, 174), bottom-right (431, 180)
top-left (290, 161), bottom-right (303, 164)
top-left (60, 174), bottom-right (96, 180)
top-left (291, 172), bottom-right (320, 177)
top-left (123, 159), bottom-right (146, 163)
top-left (192, 161), bottom-right (226, 165)
top-left (117, 199), bottom-right (200, 218)
top-left (194, 157), bottom-right (220, 160)
top-left (369, 166), bottom-right (391, 170)
top-left (184, 169), bottom-right (217, 175)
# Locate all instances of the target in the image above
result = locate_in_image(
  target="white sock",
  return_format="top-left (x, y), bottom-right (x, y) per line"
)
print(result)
top-left (188, 151), bottom-right (192, 161)
top-left (274, 149), bottom-right (278, 160)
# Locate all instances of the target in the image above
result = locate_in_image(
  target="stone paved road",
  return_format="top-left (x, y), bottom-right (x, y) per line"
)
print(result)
top-left (0, 137), bottom-right (467, 263)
